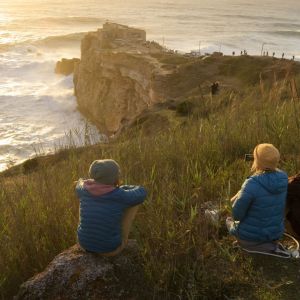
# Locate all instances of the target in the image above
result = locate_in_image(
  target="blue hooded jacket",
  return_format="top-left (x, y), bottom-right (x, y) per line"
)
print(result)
top-left (230, 170), bottom-right (288, 242)
top-left (76, 184), bottom-right (147, 253)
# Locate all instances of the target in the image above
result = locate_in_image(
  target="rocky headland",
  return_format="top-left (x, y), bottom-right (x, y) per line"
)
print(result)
top-left (73, 22), bottom-right (167, 134)
top-left (70, 22), bottom-right (300, 135)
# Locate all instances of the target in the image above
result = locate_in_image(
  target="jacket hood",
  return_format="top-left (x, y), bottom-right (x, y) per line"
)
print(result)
top-left (251, 170), bottom-right (288, 194)
top-left (76, 179), bottom-right (116, 197)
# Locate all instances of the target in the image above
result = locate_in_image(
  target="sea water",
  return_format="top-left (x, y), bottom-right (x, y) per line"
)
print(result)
top-left (0, 0), bottom-right (299, 170)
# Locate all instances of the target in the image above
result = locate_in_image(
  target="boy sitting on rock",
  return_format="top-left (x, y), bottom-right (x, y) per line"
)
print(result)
top-left (76, 159), bottom-right (147, 256)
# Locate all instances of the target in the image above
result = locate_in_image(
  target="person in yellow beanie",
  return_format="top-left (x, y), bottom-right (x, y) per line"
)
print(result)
top-left (227, 143), bottom-right (288, 255)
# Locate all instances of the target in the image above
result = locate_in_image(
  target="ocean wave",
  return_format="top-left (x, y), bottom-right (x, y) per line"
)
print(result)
top-left (0, 32), bottom-right (87, 52)
top-left (33, 32), bottom-right (87, 47)
top-left (214, 14), bottom-right (298, 23)
top-left (273, 22), bottom-right (300, 29)
top-left (36, 16), bottom-right (104, 25)
top-left (4, 16), bottom-right (105, 27)
top-left (266, 30), bottom-right (300, 38)
top-left (3, 60), bottom-right (54, 76)
top-left (158, 14), bottom-right (211, 21)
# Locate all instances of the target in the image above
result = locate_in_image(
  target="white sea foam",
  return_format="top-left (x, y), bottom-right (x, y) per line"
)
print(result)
top-left (0, 45), bottom-right (99, 171)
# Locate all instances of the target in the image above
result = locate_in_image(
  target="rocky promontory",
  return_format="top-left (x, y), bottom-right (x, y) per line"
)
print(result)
top-left (73, 22), bottom-right (300, 135)
top-left (74, 22), bottom-right (168, 134)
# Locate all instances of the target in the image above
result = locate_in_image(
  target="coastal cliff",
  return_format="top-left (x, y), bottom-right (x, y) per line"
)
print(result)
top-left (73, 22), bottom-right (300, 135)
top-left (74, 22), bottom-right (169, 134)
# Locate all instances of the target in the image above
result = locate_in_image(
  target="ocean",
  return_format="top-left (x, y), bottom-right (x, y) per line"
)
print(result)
top-left (0, 0), bottom-right (299, 170)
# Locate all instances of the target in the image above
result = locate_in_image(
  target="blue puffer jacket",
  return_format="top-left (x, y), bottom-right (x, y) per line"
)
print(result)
top-left (76, 184), bottom-right (147, 253)
top-left (230, 170), bottom-right (288, 242)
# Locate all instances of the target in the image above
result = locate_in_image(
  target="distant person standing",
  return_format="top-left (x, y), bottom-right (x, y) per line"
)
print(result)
top-left (232, 51), bottom-right (235, 56)
top-left (211, 82), bottom-right (219, 96)
top-left (282, 53), bottom-right (285, 59)
top-left (273, 52), bottom-right (275, 57)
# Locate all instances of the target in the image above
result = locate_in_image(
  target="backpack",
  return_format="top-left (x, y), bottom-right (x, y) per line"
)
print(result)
top-left (286, 173), bottom-right (300, 237)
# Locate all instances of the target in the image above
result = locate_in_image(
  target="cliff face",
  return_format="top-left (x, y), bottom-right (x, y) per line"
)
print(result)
top-left (74, 23), bottom-right (168, 134)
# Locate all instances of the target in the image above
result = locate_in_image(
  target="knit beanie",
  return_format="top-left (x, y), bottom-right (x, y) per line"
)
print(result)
top-left (251, 143), bottom-right (280, 171)
top-left (89, 159), bottom-right (120, 185)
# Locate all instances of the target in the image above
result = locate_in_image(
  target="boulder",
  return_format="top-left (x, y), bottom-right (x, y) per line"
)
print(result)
top-left (55, 58), bottom-right (80, 76)
top-left (16, 241), bottom-right (150, 300)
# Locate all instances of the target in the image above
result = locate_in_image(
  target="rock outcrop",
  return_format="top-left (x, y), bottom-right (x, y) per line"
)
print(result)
top-left (55, 58), bottom-right (80, 75)
top-left (16, 242), bottom-right (150, 300)
top-left (73, 22), bottom-right (171, 134)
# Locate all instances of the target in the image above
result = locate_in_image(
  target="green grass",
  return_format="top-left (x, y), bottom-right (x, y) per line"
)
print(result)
top-left (150, 52), bottom-right (191, 65)
top-left (1, 74), bottom-right (300, 299)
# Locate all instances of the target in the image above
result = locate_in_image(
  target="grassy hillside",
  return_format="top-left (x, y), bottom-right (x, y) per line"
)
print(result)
top-left (1, 56), bottom-right (300, 299)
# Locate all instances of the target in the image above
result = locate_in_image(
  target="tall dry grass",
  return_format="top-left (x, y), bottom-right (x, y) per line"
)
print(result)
top-left (1, 78), bottom-right (300, 299)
